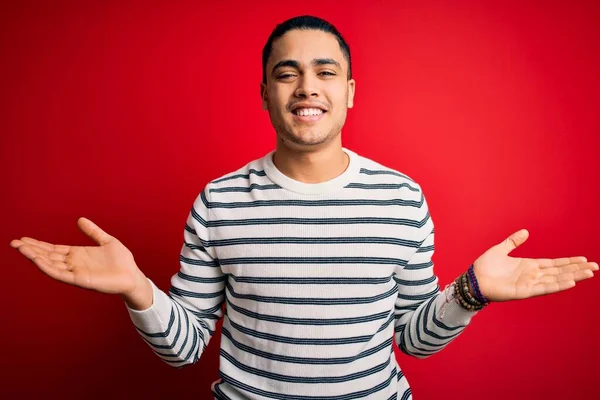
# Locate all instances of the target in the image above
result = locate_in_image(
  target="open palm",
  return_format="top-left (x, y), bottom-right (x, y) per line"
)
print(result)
top-left (10, 217), bottom-right (144, 296)
top-left (474, 229), bottom-right (597, 302)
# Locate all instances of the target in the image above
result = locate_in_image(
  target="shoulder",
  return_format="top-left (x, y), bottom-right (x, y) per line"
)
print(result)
top-left (195, 151), bottom-right (267, 188)
top-left (196, 152), bottom-right (273, 204)
top-left (350, 149), bottom-right (424, 195)
top-left (210, 154), bottom-right (268, 186)
top-left (352, 151), bottom-right (433, 232)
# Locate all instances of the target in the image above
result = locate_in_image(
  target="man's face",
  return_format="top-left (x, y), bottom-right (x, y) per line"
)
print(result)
top-left (261, 29), bottom-right (355, 149)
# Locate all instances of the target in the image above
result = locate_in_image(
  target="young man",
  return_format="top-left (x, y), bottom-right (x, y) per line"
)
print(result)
top-left (11, 15), bottom-right (597, 400)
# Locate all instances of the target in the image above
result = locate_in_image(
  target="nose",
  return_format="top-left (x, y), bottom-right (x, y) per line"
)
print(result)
top-left (294, 74), bottom-right (320, 98)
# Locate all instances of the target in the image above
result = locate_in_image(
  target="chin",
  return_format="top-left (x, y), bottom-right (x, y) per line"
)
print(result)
top-left (281, 131), bottom-right (332, 147)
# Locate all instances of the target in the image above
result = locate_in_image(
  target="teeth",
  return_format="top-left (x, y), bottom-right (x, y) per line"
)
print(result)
top-left (295, 108), bottom-right (323, 116)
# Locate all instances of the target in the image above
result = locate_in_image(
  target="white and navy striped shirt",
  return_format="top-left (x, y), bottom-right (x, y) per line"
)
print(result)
top-left (127, 148), bottom-right (477, 399)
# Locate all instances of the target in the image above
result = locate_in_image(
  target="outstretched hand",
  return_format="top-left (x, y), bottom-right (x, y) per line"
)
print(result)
top-left (473, 229), bottom-right (598, 302)
top-left (10, 217), bottom-right (146, 297)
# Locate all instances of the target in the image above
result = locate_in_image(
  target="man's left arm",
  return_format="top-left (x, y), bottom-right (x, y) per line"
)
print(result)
top-left (394, 187), bottom-right (598, 359)
top-left (393, 210), bottom-right (476, 358)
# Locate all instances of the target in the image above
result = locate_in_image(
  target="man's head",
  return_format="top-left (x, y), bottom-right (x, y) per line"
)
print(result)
top-left (260, 16), bottom-right (356, 150)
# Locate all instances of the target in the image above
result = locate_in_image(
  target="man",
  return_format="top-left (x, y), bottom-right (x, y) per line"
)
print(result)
top-left (10, 15), bottom-right (597, 400)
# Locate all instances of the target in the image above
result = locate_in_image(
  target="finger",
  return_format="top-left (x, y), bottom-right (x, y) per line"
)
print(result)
top-left (540, 262), bottom-right (597, 276)
top-left (20, 237), bottom-right (54, 251)
top-left (17, 244), bottom-right (69, 270)
top-left (48, 252), bottom-right (67, 263)
top-left (17, 242), bottom-right (53, 260)
top-left (18, 244), bottom-right (42, 261)
top-left (530, 280), bottom-right (575, 297)
top-left (49, 259), bottom-right (70, 271)
top-left (540, 269), bottom-right (594, 284)
top-left (32, 256), bottom-right (76, 285)
top-left (20, 237), bottom-right (70, 255)
top-left (572, 269), bottom-right (594, 282)
top-left (11, 239), bottom-right (33, 250)
top-left (77, 217), bottom-right (112, 246)
top-left (537, 256), bottom-right (589, 268)
top-left (32, 248), bottom-right (70, 270)
top-left (501, 229), bottom-right (529, 255)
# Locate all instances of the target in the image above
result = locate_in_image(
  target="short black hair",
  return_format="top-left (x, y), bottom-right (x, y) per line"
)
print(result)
top-left (261, 15), bottom-right (352, 84)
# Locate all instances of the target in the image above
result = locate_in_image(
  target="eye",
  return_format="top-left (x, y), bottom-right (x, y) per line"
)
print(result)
top-left (277, 73), bottom-right (296, 80)
top-left (319, 71), bottom-right (336, 76)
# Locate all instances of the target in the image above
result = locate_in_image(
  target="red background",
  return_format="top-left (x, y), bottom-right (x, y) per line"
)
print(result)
top-left (2, 1), bottom-right (599, 399)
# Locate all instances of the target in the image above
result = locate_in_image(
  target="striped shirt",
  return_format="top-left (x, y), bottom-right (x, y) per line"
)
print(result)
top-left (127, 148), bottom-right (477, 399)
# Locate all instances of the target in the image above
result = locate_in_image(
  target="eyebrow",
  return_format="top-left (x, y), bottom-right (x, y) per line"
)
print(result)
top-left (272, 58), bottom-right (341, 75)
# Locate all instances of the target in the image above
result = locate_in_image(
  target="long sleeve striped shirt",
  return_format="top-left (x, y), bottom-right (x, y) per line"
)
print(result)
top-left (127, 148), bottom-right (477, 400)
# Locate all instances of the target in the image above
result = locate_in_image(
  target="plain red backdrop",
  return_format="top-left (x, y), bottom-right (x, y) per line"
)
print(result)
top-left (1, 0), bottom-right (599, 399)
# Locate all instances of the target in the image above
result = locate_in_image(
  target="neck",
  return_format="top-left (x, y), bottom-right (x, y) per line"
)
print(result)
top-left (273, 137), bottom-right (349, 184)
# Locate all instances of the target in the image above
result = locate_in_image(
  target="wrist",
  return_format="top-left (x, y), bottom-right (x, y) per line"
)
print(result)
top-left (467, 276), bottom-right (477, 298)
top-left (121, 274), bottom-right (153, 311)
top-left (467, 264), bottom-right (489, 304)
top-left (453, 266), bottom-right (490, 311)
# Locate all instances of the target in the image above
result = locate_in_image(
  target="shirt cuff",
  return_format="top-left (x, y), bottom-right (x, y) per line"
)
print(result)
top-left (126, 278), bottom-right (173, 333)
top-left (435, 283), bottom-right (479, 327)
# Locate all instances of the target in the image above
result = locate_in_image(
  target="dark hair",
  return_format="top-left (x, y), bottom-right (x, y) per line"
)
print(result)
top-left (261, 15), bottom-right (352, 84)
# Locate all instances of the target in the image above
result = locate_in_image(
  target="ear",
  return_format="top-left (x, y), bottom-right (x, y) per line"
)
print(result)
top-left (260, 82), bottom-right (268, 110)
top-left (347, 79), bottom-right (356, 109)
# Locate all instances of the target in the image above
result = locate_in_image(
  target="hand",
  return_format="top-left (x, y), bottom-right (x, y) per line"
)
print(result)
top-left (10, 217), bottom-right (147, 298)
top-left (473, 229), bottom-right (598, 302)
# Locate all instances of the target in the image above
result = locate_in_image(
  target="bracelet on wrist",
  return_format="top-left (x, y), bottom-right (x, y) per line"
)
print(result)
top-left (467, 264), bottom-right (489, 305)
top-left (453, 270), bottom-right (488, 311)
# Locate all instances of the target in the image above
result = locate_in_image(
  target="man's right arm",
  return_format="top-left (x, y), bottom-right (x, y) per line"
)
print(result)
top-left (11, 183), bottom-right (225, 367)
top-left (124, 185), bottom-right (226, 367)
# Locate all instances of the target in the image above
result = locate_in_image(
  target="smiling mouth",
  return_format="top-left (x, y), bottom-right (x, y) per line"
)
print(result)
top-left (291, 110), bottom-right (326, 123)
top-left (292, 107), bottom-right (327, 122)
top-left (292, 108), bottom-right (327, 117)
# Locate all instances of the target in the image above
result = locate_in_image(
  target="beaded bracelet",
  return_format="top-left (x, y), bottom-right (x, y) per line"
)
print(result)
top-left (453, 279), bottom-right (472, 310)
top-left (453, 272), bottom-right (486, 311)
top-left (467, 264), bottom-right (489, 305)
top-left (460, 274), bottom-right (484, 309)
top-left (460, 273), bottom-right (481, 306)
top-left (454, 285), bottom-right (481, 311)
top-left (454, 275), bottom-right (475, 310)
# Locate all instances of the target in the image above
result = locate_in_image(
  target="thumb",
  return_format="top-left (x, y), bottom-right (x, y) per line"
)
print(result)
top-left (499, 229), bottom-right (529, 255)
top-left (77, 217), bottom-right (112, 246)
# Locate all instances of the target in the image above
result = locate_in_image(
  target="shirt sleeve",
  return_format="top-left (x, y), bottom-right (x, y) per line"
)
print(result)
top-left (393, 186), bottom-right (478, 358)
top-left (126, 184), bottom-right (226, 367)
